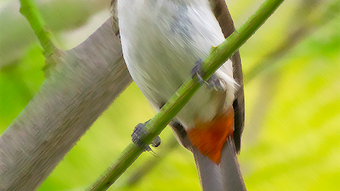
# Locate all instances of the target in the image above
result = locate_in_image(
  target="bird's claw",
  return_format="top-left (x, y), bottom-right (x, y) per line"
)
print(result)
top-left (191, 59), bottom-right (224, 91)
top-left (132, 120), bottom-right (161, 152)
top-left (191, 59), bottom-right (205, 85)
top-left (207, 75), bottom-right (225, 91)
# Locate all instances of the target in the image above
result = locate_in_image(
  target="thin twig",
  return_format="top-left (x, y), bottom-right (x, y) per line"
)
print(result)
top-left (19, 0), bottom-right (58, 76)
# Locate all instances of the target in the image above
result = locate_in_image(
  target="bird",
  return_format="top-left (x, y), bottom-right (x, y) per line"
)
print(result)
top-left (116, 0), bottom-right (245, 190)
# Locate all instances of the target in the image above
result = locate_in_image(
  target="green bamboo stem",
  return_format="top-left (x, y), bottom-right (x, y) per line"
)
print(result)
top-left (88, 0), bottom-right (284, 190)
top-left (124, 0), bottom-right (340, 185)
top-left (126, 137), bottom-right (179, 186)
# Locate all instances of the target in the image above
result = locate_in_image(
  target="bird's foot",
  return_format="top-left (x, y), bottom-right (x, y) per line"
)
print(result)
top-left (191, 59), bottom-right (205, 85)
top-left (191, 59), bottom-right (224, 91)
top-left (132, 120), bottom-right (161, 152)
top-left (207, 75), bottom-right (225, 91)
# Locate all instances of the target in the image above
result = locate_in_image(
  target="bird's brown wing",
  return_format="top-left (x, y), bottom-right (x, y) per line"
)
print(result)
top-left (170, 0), bottom-right (245, 153)
top-left (209, 0), bottom-right (245, 152)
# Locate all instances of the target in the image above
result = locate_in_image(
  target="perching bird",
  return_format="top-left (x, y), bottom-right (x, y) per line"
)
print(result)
top-left (116, 0), bottom-right (245, 190)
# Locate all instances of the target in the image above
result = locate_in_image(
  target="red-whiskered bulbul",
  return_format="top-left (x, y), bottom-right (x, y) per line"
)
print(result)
top-left (116, 0), bottom-right (245, 190)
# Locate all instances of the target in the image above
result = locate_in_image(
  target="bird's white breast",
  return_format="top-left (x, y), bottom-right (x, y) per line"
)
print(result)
top-left (118, 0), bottom-right (235, 129)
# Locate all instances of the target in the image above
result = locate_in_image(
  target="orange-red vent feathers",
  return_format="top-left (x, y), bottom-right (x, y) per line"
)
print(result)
top-left (187, 109), bottom-right (234, 164)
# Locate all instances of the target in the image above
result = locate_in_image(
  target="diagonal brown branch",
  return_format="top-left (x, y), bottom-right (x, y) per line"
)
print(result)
top-left (0, 18), bottom-right (130, 190)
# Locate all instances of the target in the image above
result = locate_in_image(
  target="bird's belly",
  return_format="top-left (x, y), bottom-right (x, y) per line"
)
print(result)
top-left (119, 1), bottom-right (227, 129)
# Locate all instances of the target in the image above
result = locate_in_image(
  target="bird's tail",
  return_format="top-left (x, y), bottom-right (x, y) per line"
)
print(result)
top-left (193, 138), bottom-right (246, 191)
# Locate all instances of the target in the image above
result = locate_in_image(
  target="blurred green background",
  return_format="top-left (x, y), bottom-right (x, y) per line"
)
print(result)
top-left (1, 0), bottom-right (339, 190)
